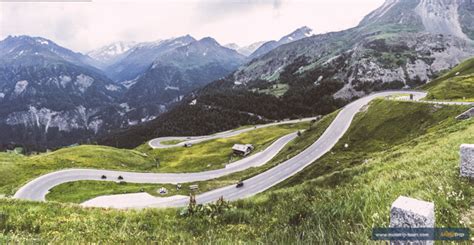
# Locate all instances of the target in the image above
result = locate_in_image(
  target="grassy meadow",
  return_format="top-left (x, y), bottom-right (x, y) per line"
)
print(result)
top-left (0, 99), bottom-right (472, 243)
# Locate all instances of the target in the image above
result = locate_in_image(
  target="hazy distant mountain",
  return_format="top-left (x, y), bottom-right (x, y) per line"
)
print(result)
top-left (224, 43), bottom-right (240, 50)
top-left (248, 26), bottom-right (313, 59)
top-left (225, 41), bottom-right (267, 56)
top-left (104, 35), bottom-right (196, 82)
top-left (87, 41), bottom-right (136, 66)
top-left (121, 37), bottom-right (246, 123)
top-left (0, 35), bottom-right (125, 149)
top-left (237, 41), bottom-right (267, 56)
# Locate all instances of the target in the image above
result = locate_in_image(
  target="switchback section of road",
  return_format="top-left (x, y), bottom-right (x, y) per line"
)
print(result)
top-left (82, 91), bottom-right (431, 209)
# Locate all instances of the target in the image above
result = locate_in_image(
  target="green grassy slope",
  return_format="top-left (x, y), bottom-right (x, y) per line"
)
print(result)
top-left (423, 57), bottom-right (474, 101)
top-left (136, 122), bottom-right (309, 173)
top-left (279, 99), bottom-right (469, 187)
top-left (0, 100), bottom-right (472, 243)
top-left (0, 123), bottom-right (306, 197)
top-left (46, 115), bottom-right (335, 204)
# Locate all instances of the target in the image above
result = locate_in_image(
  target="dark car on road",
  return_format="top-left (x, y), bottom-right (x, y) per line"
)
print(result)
top-left (101, 175), bottom-right (107, 180)
top-left (118, 175), bottom-right (124, 180)
top-left (236, 181), bottom-right (244, 188)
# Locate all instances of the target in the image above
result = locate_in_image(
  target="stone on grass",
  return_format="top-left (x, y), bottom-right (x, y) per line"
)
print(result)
top-left (390, 196), bottom-right (435, 228)
top-left (460, 144), bottom-right (474, 178)
top-left (390, 196), bottom-right (435, 244)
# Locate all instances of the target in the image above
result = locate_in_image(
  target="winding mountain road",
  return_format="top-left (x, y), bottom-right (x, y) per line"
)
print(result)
top-left (16, 91), bottom-right (470, 209)
top-left (81, 91), bottom-right (431, 208)
top-left (13, 132), bottom-right (298, 201)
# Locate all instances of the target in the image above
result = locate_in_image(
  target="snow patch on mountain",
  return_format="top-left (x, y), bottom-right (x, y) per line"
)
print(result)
top-left (36, 39), bottom-right (49, 45)
top-left (87, 41), bottom-right (136, 63)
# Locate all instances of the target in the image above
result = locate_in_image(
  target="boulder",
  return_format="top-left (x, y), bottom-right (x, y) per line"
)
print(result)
top-left (460, 144), bottom-right (474, 178)
top-left (390, 196), bottom-right (435, 245)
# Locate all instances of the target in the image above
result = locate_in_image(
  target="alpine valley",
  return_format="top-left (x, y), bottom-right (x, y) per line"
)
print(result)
top-left (1, 0), bottom-right (474, 150)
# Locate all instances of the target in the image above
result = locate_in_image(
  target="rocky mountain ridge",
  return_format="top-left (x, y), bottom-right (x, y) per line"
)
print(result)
top-left (233, 0), bottom-right (474, 98)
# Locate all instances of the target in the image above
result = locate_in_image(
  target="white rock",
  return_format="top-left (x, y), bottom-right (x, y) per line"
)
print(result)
top-left (390, 196), bottom-right (435, 228)
top-left (460, 144), bottom-right (474, 178)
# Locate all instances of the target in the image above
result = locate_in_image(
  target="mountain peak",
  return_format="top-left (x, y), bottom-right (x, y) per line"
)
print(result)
top-left (87, 41), bottom-right (136, 63)
top-left (279, 26), bottom-right (313, 43)
top-left (2, 35), bottom-right (53, 47)
top-left (225, 43), bottom-right (240, 50)
top-left (199, 37), bottom-right (220, 46)
top-left (175, 34), bottom-right (196, 43)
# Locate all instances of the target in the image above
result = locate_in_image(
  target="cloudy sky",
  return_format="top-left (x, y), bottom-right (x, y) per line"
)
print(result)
top-left (0, 0), bottom-right (384, 52)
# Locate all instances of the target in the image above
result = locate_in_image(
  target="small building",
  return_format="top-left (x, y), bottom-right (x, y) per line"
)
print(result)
top-left (232, 144), bottom-right (254, 156)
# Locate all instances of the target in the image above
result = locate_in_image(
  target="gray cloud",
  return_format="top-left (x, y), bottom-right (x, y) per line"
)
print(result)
top-left (194, 0), bottom-right (285, 22)
top-left (0, 0), bottom-right (384, 52)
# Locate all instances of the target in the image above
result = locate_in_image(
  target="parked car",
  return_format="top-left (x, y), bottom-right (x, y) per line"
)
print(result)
top-left (236, 181), bottom-right (244, 188)
top-left (101, 175), bottom-right (107, 180)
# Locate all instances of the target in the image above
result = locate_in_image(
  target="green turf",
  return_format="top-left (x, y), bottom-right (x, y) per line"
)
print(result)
top-left (46, 181), bottom-right (191, 203)
top-left (159, 139), bottom-right (185, 145)
top-left (423, 56), bottom-right (474, 101)
top-left (135, 122), bottom-right (309, 173)
top-left (1, 100), bottom-right (472, 243)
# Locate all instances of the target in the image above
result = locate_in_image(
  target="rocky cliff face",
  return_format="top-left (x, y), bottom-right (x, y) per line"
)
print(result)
top-left (0, 36), bottom-right (126, 149)
top-left (231, 0), bottom-right (474, 99)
